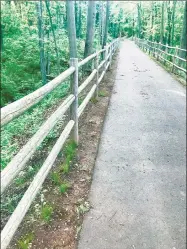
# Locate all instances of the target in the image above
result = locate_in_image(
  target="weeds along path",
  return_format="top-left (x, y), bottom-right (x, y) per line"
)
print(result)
top-left (78, 40), bottom-right (186, 249)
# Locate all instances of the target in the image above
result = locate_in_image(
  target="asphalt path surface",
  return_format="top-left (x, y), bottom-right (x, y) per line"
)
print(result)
top-left (78, 40), bottom-right (186, 249)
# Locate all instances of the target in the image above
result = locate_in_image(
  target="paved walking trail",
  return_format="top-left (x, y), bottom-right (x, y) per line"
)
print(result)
top-left (78, 40), bottom-right (186, 249)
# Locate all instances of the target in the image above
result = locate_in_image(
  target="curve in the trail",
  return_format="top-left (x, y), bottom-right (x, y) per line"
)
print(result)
top-left (78, 40), bottom-right (186, 249)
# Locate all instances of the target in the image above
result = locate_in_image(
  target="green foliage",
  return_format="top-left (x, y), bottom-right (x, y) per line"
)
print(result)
top-left (1, 193), bottom-right (23, 215)
top-left (51, 171), bottom-right (61, 185)
top-left (15, 165), bottom-right (40, 187)
top-left (98, 90), bottom-right (107, 97)
top-left (17, 233), bottom-right (34, 249)
top-left (61, 140), bottom-right (77, 174)
top-left (40, 205), bottom-right (53, 222)
top-left (59, 183), bottom-right (70, 194)
top-left (1, 81), bottom-right (70, 170)
top-left (62, 162), bottom-right (70, 174)
top-left (1, 1), bottom-right (185, 108)
top-left (90, 97), bottom-right (98, 104)
top-left (64, 140), bottom-right (77, 158)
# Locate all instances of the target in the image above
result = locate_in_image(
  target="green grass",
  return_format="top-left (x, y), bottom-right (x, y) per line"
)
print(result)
top-left (98, 90), bottom-right (108, 97)
top-left (15, 165), bottom-right (40, 187)
top-left (51, 171), bottom-right (61, 186)
top-left (17, 233), bottom-right (34, 249)
top-left (90, 97), bottom-right (98, 104)
top-left (41, 205), bottom-right (53, 223)
top-left (64, 140), bottom-right (77, 158)
top-left (59, 183), bottom-right (70, 194)
top-left (62, 161), bottom-right (70, 174)
top-left (61, 140), bottom-right (77, 174)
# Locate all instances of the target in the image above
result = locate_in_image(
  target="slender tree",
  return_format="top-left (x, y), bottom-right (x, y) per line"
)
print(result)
top-left (117, 8), bottom-right (123, 38)
top-left (167, 1), bottom-right (172, 45)
top-left (45, 5), bottom-right (50, 76)
top-left (160, 1), bottom-right (165, 44)
top-left (45, 0), bottom-right (60, 74)
top-left (137, 2), bottom-right (142, 38)
top-left (102, 1), bottom-right (110, 48)
top-left (150, 2), bottom-right (154, 41)
top-left (75, 0), bottom-right (79, 35)
top-left (132, 16), bottom-right (135, 38)
top-left (84, 1), bottom-right (96, 58)
top-left (77, 1), bottom-right (82, 38)
top-left (171, 0), bottom-right (177, 46)
top-left (36, 0), bottom-right (47, 85)
top-left (99, 2), bottom-right (104, 46)
top-left (179, 1), bottom-right (187, 59)
top-left (0, 22), bottom-right (3, 53)
top-left (66, 0), bottom-right (77, 58)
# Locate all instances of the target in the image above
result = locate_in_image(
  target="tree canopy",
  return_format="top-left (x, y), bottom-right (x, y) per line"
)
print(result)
top-left (1, 1), bottom-right (186, 107)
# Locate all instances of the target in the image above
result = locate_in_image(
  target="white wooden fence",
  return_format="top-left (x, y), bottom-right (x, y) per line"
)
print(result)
top-left (135, 38), bottom-right (187, 77)
top-left (1, 38), bottom-right (120, 249)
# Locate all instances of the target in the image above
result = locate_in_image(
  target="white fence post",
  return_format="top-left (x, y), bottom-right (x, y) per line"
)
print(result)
top-left (109, 44), bottom-right (112, 70)
top-left (153, 42), bottom-right (155, 57)
top-left (172, 46), bottom-right (178, 73)
top-left (70, 58), bottom-right (79, 144)
top-left (157, 42), bottom-right (161, 61)
top-left (164, 44), bottom-right (168, 65)
top-left (104, 45), bottom-right (108, 71)
top-left (94, 52), bottom-right (99, 98)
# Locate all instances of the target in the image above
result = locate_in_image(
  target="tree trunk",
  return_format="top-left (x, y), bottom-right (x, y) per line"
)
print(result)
top-left (63, 3), bottom-right (68, 30)
top-left (77, 1), bottom-right (82, 38)
top-left (84, 1), bottom-right (96, 58)
top-left (45, 0), bottom-right (60, 74)
top-left (132, 17), bottom-right (135, 38)
top-left (99, 2), bottom-right (104, 46)
top-left (137, 3), bottom-right (142, 38)
top-left (36, 0), bottom-right (47, 85)
top-left (167, 1), bottom-right (172, 45)
top-left (45, 11), bottom-right (50, 76)
top-left (150, 2), bottom-right (154, 41)
top-left (160, 1), bottom-right (165, 44)
top-left (0, 22), bottom-right (3, 53)
top-left (171, 0), bottom-right (177, 46)
top-left (102, 4), bottom-right (106, 42)
top-left (102, 1), bottom-right (110, 48)
top-left (66, 0), bottom-right (77, 58)
top-left (179, 1), bottom-right (187, 59)
top-left (75, 0), bottom-right (79, 36)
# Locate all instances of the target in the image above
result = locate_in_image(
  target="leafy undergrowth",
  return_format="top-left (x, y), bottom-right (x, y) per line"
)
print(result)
top-left (17, 233), bottom-right (34, 249)
top-left (1, 38), bottom-right (105, 171)
top-left (1, 81), bottom-right (70, 170)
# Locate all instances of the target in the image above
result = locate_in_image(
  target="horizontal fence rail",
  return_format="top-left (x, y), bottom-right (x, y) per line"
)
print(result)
top-left (1, 67), bottom-right (75, 126)
top-left (1, 38), bottom-right (120, 249)
top-left (135, 38), bottom-right (187, 76)
top-left (1, 94), bottom-right (75, 194)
